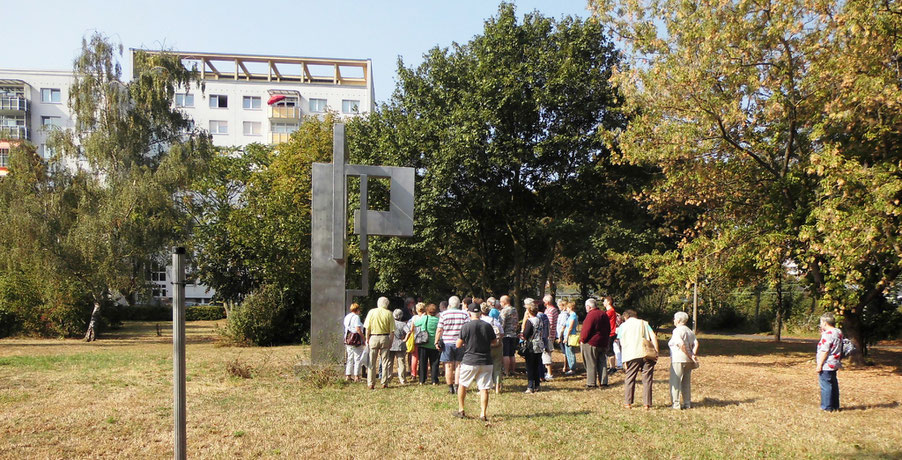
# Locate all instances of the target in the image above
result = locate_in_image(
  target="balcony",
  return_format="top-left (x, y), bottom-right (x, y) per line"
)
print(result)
top-left (0, 97), bottom-right (29, 115)
top-left (269, 106), bottom-right (301, 121)
top-left (0, 126), bottom-right (29, 140)
top-left (270, 132), bottom-right (292, 144)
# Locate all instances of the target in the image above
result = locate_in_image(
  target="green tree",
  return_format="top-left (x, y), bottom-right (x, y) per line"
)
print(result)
top-left (590, 0), bottom-right (902, 352)
top-left (349, 3), bottom-right (652, 304)
top-left (50, 33), bottom-right (214, 340)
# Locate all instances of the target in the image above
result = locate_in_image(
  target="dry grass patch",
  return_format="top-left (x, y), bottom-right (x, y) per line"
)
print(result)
top-left (1, 323), bottom-right (900, 459)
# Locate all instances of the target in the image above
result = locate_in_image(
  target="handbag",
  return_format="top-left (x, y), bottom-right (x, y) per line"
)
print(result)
top-left (406, 328), bottom-right (416, 353)
top-left (344, 330), bottom-right (362, 347)
top-left (688, 357), bottom-right (700, 370)
top-left (567, 334), bottom-right (580, 347)
top-left (517, 339), bottom-right (529, 357)
top-left (414, 319), bottom-right (430, 345)
top-left (642, 321), bottom-right (658, 362)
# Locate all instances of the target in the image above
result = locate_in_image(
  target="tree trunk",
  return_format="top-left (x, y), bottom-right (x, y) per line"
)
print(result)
top-left (774, 276), bottom-right (783, 342)
top-left (754, 288), bottom-right (761, 318)
top-left (83, 300), bottom-right (102, 342)
top-left (843, 308), bottom-right (866, 365)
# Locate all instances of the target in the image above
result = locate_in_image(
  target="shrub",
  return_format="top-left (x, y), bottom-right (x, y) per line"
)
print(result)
top-left (224, 284), bottom-right (308, 345)
top-left (185, 305), bottom-right (226, 321)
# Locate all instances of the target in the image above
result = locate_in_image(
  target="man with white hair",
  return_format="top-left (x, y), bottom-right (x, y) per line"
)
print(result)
top-left (436, 295), bottom-right (470, 394)
top-left (363, 296), bottom-right (396, 389)
top-left (580, 298), bottom-right (610, 388)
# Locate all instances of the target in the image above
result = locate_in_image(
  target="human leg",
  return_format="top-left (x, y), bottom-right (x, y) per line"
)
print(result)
top-left (670, 363), bottom-right (684, 408)
top-left (525, 353), bottom-right (538, 391)
top-left (681, 366), bottom-right (692, 408)
top-left (641, 359), bottom-right (655, 407)
top-left (410, 345), bottom-right (419, 379)
top-left (623, 358), bottom-right (641, 406)
top-left (428, 349), bottom-right (440, 384)
top-left (614, 339), bottom-right (622, 368)
top-left (600, 349), bottom-right (609, 386)
top-left (582, 344), bottom-right (598, 387)
top-left (830, 371), bottom-right (839, 410)
top-left (345, 345), bottom-right (355, 378)
top-left (819, 371), bottom-right (839, 411)
top-left (480, 389), bottom-right (490, 419)
top-left (367, 342), bottom-right (380, 388)
top-left (418, 347), bottom-right (429, 384)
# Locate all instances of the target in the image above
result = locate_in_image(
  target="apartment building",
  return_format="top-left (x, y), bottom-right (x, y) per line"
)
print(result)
top-left (136, 50), bottom-right (375, 147)
top-left (0, 70), bottom-right (76, 176)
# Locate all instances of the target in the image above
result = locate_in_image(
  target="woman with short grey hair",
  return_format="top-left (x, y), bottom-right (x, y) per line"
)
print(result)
top-left (668, 311), bottom-right (699, 409)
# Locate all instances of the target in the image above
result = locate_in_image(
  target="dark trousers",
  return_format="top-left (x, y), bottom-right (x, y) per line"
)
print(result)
top-left (624, 358), bottom-right (655, 406)
top-left (525, 352), bottom-right (542, 390)
top-left (418, 346), bottom-right (440, 384)
top-left (818, 370), bottom-right (839, 411)
top-left (581, 343), bottom-right (608, 386)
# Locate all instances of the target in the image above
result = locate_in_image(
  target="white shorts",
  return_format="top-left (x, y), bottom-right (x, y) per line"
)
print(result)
top-left (458, 364), bottom-right (494, 391)
top-left (542, 351), bottom-right (553, 365)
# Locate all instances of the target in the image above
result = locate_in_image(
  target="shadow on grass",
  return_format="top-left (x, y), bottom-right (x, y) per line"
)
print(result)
top-left (695, 337), bottom-right (812, 357)
top-left (697, 397), bottom-right (757, 407)
top-left (841, 401), bottom-right (900, 411)
top-left (831, 451), bottom-right (902, 460)
top-left (498, 410), bottom-right (593, 419)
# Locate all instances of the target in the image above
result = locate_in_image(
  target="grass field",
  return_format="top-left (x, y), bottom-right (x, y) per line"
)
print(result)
top-left (1, 321), bottom-right (900, 459)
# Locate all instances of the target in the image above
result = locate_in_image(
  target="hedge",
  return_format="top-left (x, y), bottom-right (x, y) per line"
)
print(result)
top-left (111, 304), bottom-right (225, 322)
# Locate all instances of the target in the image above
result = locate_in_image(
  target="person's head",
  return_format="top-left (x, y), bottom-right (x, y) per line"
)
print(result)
top-left (462, 296), bottom-right (472, 307)
top-left (405, 297), bottom-right (415, 308)
top-left (481, 302), bottom-right (492, 315)
top-left (585, 298), bottom-right (597, 311)
top-left (500, 295), bottom-right (510, 307)
top-left (416, 302), bottom-right (426, 314)
top-left (448, 296), bottom-right (460, 310)
top-left (393, 308), bottom-right (404, 320)
top-left (538, 303), bottom-right (546, 313)
top-left (673, 311), bottom-right (689, 326)
top-left (439, 300), bottom-right (448, 311)
top-left (377, 296), bottom-right (390, 309)
top-left (603, 296), bottom-right (614, 310)
top-left (349, 303), bottom-right (361, 314)
top-left (524, 298), bottom-right (538, 316)
top-left (623, 309), bottom-right (637, 320)
top-left (426, 303), bottom-right (438, 316)
top-left (473, 297), bottom-right (484, 307)
top-left (543, 294), bottom-right (553, 306)
top-left (486, 296), bottom-right (496, 307)
top-left (468, 302), bottom-right (482, 319)
top-left (560, 300), bottom-right (570, 312)
top-left (820, 312), bottom-right (836, 329)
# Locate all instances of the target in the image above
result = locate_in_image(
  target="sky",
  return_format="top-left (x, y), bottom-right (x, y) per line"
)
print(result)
top-left (1, 0), bottom-right (591, 103)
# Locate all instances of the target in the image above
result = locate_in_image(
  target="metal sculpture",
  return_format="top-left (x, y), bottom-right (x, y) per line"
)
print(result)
top-left (310, 123), bottom-right (415, 363)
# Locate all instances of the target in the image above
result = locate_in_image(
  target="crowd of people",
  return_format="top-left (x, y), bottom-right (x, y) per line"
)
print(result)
top-left (341, 294), bottom-right (703, 419)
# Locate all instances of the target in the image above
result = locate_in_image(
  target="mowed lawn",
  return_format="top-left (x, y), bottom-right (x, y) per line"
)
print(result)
top-left (1, 322), bottom-right (900, 459)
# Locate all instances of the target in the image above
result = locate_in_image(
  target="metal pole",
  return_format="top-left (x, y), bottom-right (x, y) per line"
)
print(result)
top-left (172, 247), bottom-right (186, 460)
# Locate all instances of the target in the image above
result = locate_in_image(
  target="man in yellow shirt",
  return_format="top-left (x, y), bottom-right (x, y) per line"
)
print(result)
top-left (363, 296), bottom-right (396, 389)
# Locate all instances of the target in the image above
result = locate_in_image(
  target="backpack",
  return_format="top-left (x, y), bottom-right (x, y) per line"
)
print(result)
top-left (839, 332), bottom-right (856, 359)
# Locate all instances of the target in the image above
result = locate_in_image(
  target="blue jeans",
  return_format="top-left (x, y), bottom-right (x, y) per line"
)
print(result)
top-left (818, 370), bottom-right (839, 411)
top-left (563, 343), bottom-right (576, 370)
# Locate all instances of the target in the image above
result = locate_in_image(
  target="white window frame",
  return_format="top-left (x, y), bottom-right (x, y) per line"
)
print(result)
top-left (243, 96), bottom-right (261, 110)
top-left (0, 148), bottom-right (8, 168)
top-left (342, 99), bottom-right (360, 114)
top-left (243, 121), bottom-right (262, 136)
top-left (175, 93), bottom-right (195, 108)
top-left (309, 98), bottom-right (327, 113)
top-left (209, 94), bottom-right (228, 109)
top-left (41, 116), bottom-right (62, 131)
top-left (41, 88), bottom-right (61, 103)
top-left (209, 120), bottom-right (228, 135)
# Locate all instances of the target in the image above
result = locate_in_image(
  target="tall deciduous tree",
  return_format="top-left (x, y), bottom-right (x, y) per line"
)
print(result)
top-left (53, 33), bottom-right (213, 340)
top-left (591, 0), bottom-right (902, 352)
top-left (349, 3), bottom-right (653, 303)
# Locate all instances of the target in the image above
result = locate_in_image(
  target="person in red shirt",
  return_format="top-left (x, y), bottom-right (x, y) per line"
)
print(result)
top-left (580, 298), bottom-right (611, 388)
top-left (603, 296), bottom-right (619, 375)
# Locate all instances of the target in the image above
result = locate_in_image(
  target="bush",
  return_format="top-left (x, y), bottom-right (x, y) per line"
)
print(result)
top-left (186, 305), bottom-right (226, 321)
top-left (0, 270), bottom-right (92, 338)
top-left (110, 304), bottom-right (171, 321)
top-left (225, 284), bottom-right (308, 345)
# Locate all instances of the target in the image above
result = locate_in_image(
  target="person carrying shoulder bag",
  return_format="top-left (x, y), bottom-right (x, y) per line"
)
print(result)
top-left (617, 309), bottom-right (658, 410)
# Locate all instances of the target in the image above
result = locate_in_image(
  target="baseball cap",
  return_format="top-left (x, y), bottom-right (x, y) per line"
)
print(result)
top-left (468, 303), bottom-right (481, 313)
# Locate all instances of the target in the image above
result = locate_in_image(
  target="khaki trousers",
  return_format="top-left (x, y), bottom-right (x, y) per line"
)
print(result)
top-left (670, 362), bottom-right (693, 408)
top-left (624, 358), bottom-right (655, 406)
top-left (367, 335), bottom-right (393, 386)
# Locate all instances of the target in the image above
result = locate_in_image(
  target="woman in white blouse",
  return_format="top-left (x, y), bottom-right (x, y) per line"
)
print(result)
top-left (343, 303), bottom-right (365, 382)
top-left (668, 311), bottom-right (699, 409)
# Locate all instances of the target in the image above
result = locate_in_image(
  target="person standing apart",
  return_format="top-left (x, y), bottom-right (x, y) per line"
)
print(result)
top-left (436, 295), bottom-right (470, 394)
top-left (343, 303), bottom-right (365, 382)
top-left (499, 295), bottom-right (519, 376)
top-left (668, 311), bottom-right (699, 409)
top-left (580, 298), bottom-right (610, 388)
top-left (618, 309), bottom-right (658, 409)
top-left (521, 298), bottom-right (545, 393)
top-left (455, 303), bottom-right (500, 421)
top-left (815, 313), bottom-right (844, 412)
top-left (363, 297), bottom-right (396, 389)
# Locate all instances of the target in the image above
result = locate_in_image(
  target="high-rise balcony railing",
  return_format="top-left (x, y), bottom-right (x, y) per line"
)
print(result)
top-left (0, 97), bottom-right (29, 114)
top-left (0, 126), bottom-right (29, 140)
top-left (269, 106), bottom-right (301, 120)
top-left (270, 132), bottom-right (292, 144)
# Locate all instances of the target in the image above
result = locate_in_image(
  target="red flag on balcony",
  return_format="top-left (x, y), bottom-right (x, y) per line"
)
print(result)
top-left (267, 94), bottom-right (286, 105)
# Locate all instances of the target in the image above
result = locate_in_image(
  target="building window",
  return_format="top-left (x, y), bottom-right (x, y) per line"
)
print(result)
top-left (41, 145), bottom-right (55, 159)
top-left (342, 100), bottom-right (360, 114)
top-left (175, 93), bottom-right (194, 107)
top-left (309, 98), bottom-right (327, 113)
top-left (243, 121), bottom-right (262, 136)
top-left (209, 120), bottom-right (228, 135)
top-left (0, 148), bottom-right (8, 168)
top-left (209, 94), bottom-right (228, 108)
top-left (243, 96), bottom-right (261, 110)
top-left (41, 116), bottom-right (62, 131)
top-left (41, 88), bottom-right (62, 103)
top-left (271, 123), bottom-right (298, 134)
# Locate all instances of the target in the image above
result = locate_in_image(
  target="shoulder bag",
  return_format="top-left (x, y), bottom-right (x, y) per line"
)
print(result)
top-left (642, 320), bottom-right (658, 362)
top-left (414, 318), bottom-right (430, 344)
top-left (344, 330), bottom-right (362, 347)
